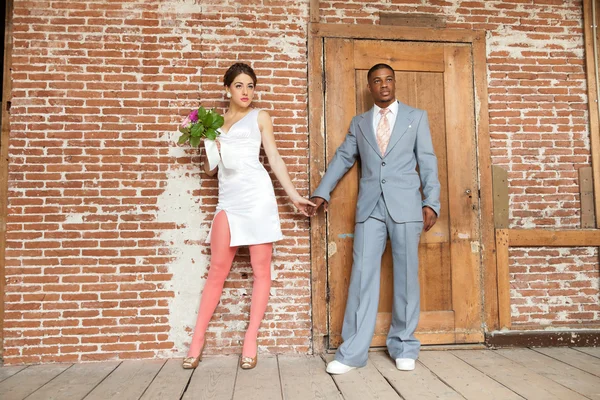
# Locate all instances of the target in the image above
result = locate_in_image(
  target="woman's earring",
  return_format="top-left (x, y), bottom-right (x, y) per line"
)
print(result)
top-left (226, 92), bottom-right (231, 98)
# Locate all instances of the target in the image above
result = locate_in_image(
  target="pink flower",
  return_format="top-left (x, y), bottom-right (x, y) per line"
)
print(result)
top-left (180, 115), bottom-right (192, 128)
top-left (189, 109), bottom-right (199, 123)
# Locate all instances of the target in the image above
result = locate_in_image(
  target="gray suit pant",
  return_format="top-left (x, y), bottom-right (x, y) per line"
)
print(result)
top-left (335, 195), bottom-right (422, 367)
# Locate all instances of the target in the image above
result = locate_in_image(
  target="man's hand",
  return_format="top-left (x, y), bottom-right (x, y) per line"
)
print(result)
top-left (422, 206), bottom-right (437, 232)
top-left (308, 197), bottom-right (328, 216)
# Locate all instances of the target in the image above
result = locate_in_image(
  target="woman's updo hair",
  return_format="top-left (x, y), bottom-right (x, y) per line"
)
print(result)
top-left (223, 63), bottom-right (257, 87)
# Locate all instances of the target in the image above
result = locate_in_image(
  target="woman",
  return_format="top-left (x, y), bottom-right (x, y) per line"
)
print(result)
top-left (183, 63), bottom-right (314, 370)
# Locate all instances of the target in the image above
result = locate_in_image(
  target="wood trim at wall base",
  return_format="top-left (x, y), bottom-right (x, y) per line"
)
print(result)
top-left (508, 229), bottom-right (600, 247)
top-left (496, 229), bottom-right (511, 330)
top-left (485, 330), bottom-right (600, 348)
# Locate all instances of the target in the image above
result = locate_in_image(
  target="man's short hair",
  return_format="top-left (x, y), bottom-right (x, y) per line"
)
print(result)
top-left (367, 63), bottom-right (395, 81)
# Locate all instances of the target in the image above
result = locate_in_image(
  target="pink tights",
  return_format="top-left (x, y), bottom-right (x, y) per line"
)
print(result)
top-left (187, 211), bottom-right (272, 359)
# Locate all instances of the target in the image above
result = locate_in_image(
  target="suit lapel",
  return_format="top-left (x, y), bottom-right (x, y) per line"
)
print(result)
top-left (358, 108), bottom-right (383, 158)
top-left (384, 101), bottom-right (414, 156)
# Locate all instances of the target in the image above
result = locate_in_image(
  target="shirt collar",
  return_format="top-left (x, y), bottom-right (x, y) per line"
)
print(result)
top-left (373, 100), bottom-right (398, 117)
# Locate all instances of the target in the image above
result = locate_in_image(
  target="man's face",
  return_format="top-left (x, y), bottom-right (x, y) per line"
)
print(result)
top-left (368, 67), bottom-right (396, 106)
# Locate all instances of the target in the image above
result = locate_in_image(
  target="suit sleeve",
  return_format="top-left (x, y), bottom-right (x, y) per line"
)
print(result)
top-left (312, 118), bottom-right (359, 202)
top-left (414, 111), bottom-right (441, 216)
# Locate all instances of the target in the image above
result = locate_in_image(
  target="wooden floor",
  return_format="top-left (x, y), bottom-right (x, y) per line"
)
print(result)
top-left (0, 347), bottom-right (599, 399)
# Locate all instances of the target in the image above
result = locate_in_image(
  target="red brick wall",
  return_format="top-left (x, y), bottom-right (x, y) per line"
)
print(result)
top-left (3, 0), bottom-right (310, 364)
top-left (3, 0), bottom-right (599, 364)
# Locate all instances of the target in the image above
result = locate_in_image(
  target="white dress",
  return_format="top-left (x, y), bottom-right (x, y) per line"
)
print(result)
top-left (205, 109), bottom-right (283, 247)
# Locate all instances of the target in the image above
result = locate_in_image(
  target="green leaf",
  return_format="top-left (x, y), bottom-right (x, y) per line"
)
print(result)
top-left (178, 126), bottom-right (190, 134)
top-left (191, 123), bottom-right (204, 137)
top-left (202, 111), bottom-right (214, 127)
top-left (190, 135), bottom-right (201, 148)
top-left (211, 114), bottom-right (224, 129)
top-left (205, 128), bottom-right (218, 140)
top-left (177, 133), bottom-right (190, 144)
top-left (198, 106), bottom-right (207, 120)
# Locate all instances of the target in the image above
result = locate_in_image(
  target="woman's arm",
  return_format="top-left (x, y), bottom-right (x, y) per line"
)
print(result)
top-left (258, 110), bottom-right (314, 214)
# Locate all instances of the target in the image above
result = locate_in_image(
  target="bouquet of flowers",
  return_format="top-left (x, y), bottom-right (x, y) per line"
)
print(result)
top-left (177, 106), bottom-right (224, 148)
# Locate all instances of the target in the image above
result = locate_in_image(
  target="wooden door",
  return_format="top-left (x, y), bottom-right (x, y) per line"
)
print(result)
top-left (325, 39), bottom-right (483, 347)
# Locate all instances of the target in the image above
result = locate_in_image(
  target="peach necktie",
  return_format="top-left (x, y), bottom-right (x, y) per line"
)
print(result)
top-left (376, 108), bottom-right (391, 155)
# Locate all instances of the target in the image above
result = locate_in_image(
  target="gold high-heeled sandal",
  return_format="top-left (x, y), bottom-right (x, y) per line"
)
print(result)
top-left (182, 338), bottom-right (206, 369)
top-left (240, 344), bottom-right (258, 370)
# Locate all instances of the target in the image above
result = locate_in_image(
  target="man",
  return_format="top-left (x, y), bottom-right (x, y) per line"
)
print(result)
top-left (309, 63), bottom-right (440, 374)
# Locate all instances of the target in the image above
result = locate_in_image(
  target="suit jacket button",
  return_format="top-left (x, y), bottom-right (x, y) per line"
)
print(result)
top-left (382, 162), bottom-right (386, 166)
top-left (382, 179), bottom-right (386, 184)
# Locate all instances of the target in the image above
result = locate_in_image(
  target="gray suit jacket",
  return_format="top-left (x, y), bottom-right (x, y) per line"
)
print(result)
top-left (313, 100), bottom-right (441, 223)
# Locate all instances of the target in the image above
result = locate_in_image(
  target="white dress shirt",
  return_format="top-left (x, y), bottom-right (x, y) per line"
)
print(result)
top-left (372, 100), bottom-right (399, 139)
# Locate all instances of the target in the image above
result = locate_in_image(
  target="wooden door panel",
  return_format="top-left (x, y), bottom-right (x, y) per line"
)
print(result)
top-left (355, 71), bottom-right (450, 244)
top-left (356, 67), bottom-right (452, 325)
top-left (355, 67), bottom-right (453, 347)
top-left (443, 45), bottom-right (482, 342)
top-left (325, 38), bottom-right (359, 347)
top-left (353, 40), bottom-right (446, 72)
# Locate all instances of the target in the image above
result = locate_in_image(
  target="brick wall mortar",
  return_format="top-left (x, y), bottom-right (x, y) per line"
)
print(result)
top-left (4, 0), bottom-right (311, 364)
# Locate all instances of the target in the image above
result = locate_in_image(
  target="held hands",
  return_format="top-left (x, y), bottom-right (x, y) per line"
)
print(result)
top-left (422, 206), bottom-right (437, 232)
top-left (290, 195), bottom-right (317, 217)
top-left (307, 197), bottom-right (328, 217)
top-left (305, 198), bottom-right (436, 230)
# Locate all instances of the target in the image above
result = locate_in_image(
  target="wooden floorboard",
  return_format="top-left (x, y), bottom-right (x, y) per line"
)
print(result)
top-left (233, 355), bottom-right (282, 400)
top-left (534, 347), bottom-right (600, 378)
top-left (140, 359), bottom-right (193, 400)
top-left (0, 349), bottom-right (598, 399)
top-left (418, 351), bottom-right (523, 400)
top-left (369, 351), bottom-right (464, 400)
top-left (453, 349), bottom-right (586, 400)
top-left (278, 355), bottom-right (342, 400)
top-left (324, 354), bottom-right (402, 400)
top-left (0, 365), bottom-right (28, 383)
top-left (573, 347), bottom-right (600, 359)
top-left (497, 348), bottom-right (600, 400)
top-left (26, 362), bottom-right (120, 400)
top-left (0, 364), bottom-right (71, 400)
top-left (182, 356), bottom-right (238, 400)
top-left (83, 360), bottom-right (165, 400)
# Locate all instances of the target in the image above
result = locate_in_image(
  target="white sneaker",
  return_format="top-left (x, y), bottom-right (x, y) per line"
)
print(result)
top-left (395, 358), bottom-right (416, 371)
top-left (326, 360), bottom-right (356, 374)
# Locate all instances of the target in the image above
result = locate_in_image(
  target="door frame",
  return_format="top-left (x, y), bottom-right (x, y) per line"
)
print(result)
top-left (0, 0), bottom-right (14, 360)
top-left (308, 23), bottom-right (496, 353)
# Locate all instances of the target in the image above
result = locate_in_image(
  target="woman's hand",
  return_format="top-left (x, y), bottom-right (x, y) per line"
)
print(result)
top-left (291, 195), bottom-right (316, 216)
